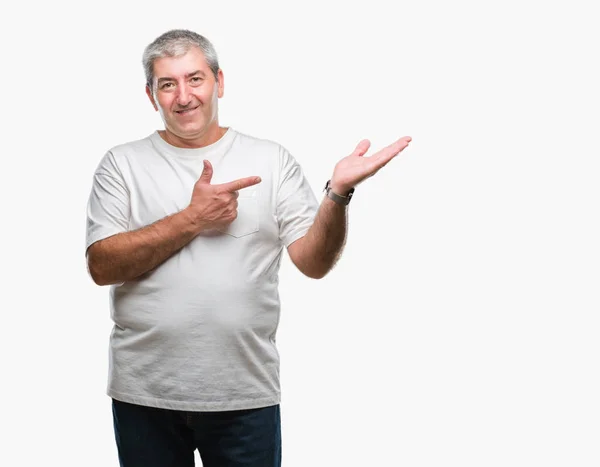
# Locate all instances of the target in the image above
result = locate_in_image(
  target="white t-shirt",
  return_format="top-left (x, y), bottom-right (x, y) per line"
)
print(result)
top-left (86, 128), bottom-right (319, 411)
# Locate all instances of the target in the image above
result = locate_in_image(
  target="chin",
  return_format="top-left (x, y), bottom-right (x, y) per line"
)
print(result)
top-left (170, 123), bottom-right (204, 136)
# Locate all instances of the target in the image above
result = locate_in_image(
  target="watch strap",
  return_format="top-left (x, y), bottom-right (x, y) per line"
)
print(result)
top-left (324, 180), bottom-right (354, 205)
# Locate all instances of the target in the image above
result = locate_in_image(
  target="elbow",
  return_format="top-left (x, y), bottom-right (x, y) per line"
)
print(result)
top-left (295, 258), bottom-right (333, 280)
top-left (87, 261), bottom-right (110, 286)
top-left (309, 272), bottom-right (327, 280)
top-left (302, 267), bottom-right (330, 280)
top-left (92, 276), bottom-right (111, 287)
top-left (86, 247), bottom-right (112, 286)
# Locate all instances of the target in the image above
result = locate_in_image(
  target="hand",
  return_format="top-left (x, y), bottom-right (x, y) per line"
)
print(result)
top-left (186, 160), bottom-right (261, 231)
top-left (330, 136), bottom-right (412, 194)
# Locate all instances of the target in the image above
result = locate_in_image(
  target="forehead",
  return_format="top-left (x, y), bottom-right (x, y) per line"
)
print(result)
top-left (152, 47), bottom-right (211, 79)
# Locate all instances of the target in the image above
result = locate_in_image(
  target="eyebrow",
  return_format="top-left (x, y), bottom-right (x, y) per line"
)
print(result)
top-left (157, 70), bottom-right (206, 84)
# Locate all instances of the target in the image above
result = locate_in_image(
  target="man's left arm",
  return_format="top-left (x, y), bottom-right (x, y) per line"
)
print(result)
top-left (287, 193), bottom-right (348, 279)
top-left (288, 135), bottom-right (412, 279)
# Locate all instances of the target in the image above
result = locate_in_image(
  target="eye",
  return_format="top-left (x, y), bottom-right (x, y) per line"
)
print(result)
top-left (160, 82), bottom-right (174, 90)
top-left (190, 77), bottom-right (203, 85)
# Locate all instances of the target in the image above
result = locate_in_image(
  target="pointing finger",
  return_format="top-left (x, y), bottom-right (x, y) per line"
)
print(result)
top-left (217, 176), bottom-right (262, 193)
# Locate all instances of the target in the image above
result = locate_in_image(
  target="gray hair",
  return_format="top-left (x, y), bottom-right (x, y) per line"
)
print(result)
top-left (142, 29), bottom-right (220, 89)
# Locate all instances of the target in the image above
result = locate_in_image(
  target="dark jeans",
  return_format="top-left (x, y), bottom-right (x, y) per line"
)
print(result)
top-left (112, 399), bottom-right (281, 467)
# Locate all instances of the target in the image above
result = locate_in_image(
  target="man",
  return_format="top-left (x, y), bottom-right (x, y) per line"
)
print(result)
top-left (86, 29), bottom-right (411, 467)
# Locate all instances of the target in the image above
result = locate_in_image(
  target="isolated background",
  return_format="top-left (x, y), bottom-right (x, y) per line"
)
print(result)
top-left (2, 0), bottom-right (598, 466)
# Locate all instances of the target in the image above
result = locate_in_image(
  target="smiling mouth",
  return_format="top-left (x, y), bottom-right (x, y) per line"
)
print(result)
top-left (175, 105), bottom-right (200, 114)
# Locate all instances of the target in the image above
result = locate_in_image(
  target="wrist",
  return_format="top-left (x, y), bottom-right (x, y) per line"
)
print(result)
top-left (324, 179), bottom-right (355, 206)
top-left (329, 180), bottom-right (353, 197)
top-left (180, 206), bottom-right (206, 235)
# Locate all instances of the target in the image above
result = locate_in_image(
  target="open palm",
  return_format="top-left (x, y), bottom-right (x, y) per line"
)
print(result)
top-left (330, 136), bottom-right (412, 193)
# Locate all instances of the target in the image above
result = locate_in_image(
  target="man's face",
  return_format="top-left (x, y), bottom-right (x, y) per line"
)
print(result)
top-left (146, 47), bottom-right (224, 141)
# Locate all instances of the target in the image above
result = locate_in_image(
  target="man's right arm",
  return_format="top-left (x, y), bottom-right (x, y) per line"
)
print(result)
top-left (86, 158), bottom-right (261, 286)
top-left (86, 207), bottom-right (200, 286)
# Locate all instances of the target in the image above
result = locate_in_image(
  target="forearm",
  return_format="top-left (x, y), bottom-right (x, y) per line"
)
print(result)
top-left (87, 208), bottom-right (201, 285)
top-left (296, 195), bottom-right (348, 279)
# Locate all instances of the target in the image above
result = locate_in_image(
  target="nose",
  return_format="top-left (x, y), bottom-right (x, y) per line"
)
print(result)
top-left (176, 84), bottom-right (192, 107)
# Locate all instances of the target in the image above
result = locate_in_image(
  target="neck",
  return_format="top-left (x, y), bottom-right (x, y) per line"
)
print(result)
top-left (160, 124), bottom-right (227, 149)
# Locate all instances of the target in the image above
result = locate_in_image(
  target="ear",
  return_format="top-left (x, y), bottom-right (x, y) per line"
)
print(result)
top-left (217, 69), bottom-right (225, 98)
top-left (146, 85), bottom-right (159, 111)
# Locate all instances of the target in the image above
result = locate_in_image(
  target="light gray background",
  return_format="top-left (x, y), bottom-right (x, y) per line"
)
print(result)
top-left (2, 0), bottom-right (598, 465)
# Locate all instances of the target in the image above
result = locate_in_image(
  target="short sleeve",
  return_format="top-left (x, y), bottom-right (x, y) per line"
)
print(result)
top-left (85, 151), bottom-right (130, 254)
top-left (276, 147), bottom-right (319, 247)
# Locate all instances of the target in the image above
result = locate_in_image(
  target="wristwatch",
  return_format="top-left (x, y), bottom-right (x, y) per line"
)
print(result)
top-left (324, 180), bottom-right (355, 205)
